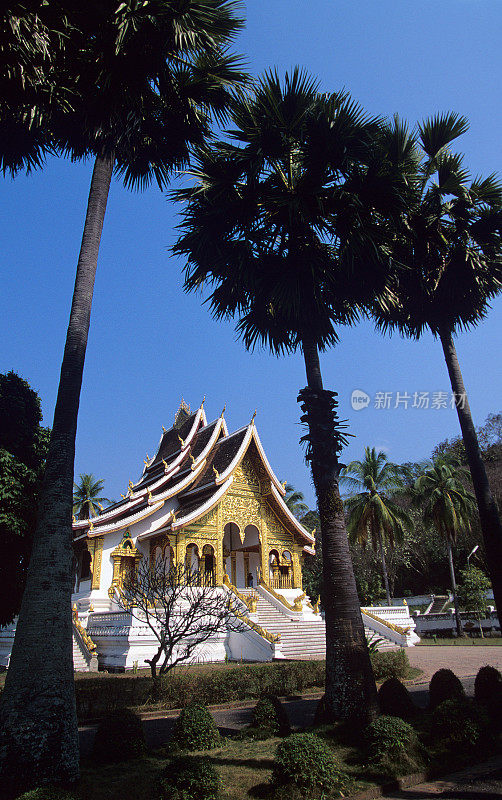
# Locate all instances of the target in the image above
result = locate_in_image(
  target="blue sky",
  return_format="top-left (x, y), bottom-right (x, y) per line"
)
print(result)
top-left (1, 1), bottom-right (501, 507)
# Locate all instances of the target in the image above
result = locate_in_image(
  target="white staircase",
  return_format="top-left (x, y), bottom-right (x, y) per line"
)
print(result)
top-left (239, 590), bottom-right (396, 659)
top-left (72, 625), bottom-right (98, 672)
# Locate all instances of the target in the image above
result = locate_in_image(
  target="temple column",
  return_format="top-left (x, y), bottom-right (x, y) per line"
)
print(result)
top-left (91, 536), bottom-right (104, 590)
top-left (292, 548), bottom-right (302, 589)
top-left (244, 552), bottom-right (250, 587)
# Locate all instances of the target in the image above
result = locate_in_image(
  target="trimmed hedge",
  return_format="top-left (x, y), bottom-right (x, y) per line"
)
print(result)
top-left (91, 707), bottom-right (146, 763)
top-left (431, 698), bottom-right (491, 752)
top-left (73, 652), bottom-right (410, 721)
top-left (429, 669), bottom-right (465, 710)
top-left (371, 649), bottom-right (410, 681)
top-left (251, 695), bottom-right (291, 737)
top-left (273, 732), bottom-right (350, 794)
top-left (156, 756), bottom-right (221, 800)
top-left (365, 715), bottom-right (425, 774)
top-left (378, 677), bottom-right (416, 720)
top-left (18, 791), bottom-right (76, 800)
top-left (171, 703), bottom-right (221, 751)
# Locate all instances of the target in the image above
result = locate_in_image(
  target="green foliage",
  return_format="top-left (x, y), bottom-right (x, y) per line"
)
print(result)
top-left (273, 732), bottom-right (350, 795)
top-left (156, 755), bottom-right (221, 800)
top-left (0, 371), bottom-right (50, 624)
top-left (171, 704), bottom-right (221, 751)
top-left (73, 473), bottom-right (111, 520)
top-left (429, 669), bottom-right (465, 710)
top-left (474, 665), bottom-right (502, 704)
top-left (17, 790), bottom-right (76, 800)
top-left (75, 662), bottom-right (326, 720)
top-left (251, 695), bottom-right (291, 737)
top-left (457, 566), bottom-right (491, 614)
top-left (430, 698), bottom-right (491, 752)
top-left (370, 649), bottom-right (410, 681)
top-left (365, 714), bottom-right (418, 761)
top-left (91, 708), bottom-right (146, 764)
top-left (377, 678), bottom-right (416, 720)
top-left (474, 666), bottom-right (502, 733)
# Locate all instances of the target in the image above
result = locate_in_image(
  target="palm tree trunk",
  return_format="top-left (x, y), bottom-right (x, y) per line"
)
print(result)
top-left (0, 153), bottom-right (114, 793)
top-left (439, 329), bottom-right (502, 625)
top-left (299, 335), bottom-right (378, 724)
top-left (377, 528), bottom-right (391, 606)
top-left (447, 540), bottom-right (463, 637)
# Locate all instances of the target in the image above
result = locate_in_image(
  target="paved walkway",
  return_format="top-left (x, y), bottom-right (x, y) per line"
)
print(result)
top-left (382, 755), bottom-right (502, 799)
top-left (407, 646), bottom-right (502, 682)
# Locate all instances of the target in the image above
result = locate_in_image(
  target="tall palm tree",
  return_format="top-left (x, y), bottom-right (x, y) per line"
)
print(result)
top-left (372, 113), bottom-right (502, 625)
top-left (283, 483), bottom-right (309, 519)
top-left (173, 69), bottom-right (411, 722)
top-left (413, 460), bottom-right (476, 636)
top-left (72, 474), bottom-right (111, 520)
top-left (341, 447), bottom-right (412, 606)
top-left (0, 2), bottom-right (246, 791)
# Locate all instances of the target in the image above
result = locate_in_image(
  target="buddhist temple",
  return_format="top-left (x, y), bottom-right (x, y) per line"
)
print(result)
top-left (0, 400), bottom-right (420, 672)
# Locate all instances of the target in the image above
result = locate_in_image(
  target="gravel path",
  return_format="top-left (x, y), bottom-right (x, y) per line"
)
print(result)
top-left (407, 646), bottom-right (502, 682)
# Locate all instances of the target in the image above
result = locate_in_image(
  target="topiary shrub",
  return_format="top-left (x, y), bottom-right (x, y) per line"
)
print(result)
top-left (365, 715), bottom-right (425, 774)
top-left (251, 695), bottom-right (291, 737)
top-left (429, 668), bottom-right (465, 710)
top-left (91, 707), bottom-right (146, 763)
top-left (431, 698), bottom-right (492, 753)
top-left (474, 665), bottom-right (502, 704)
top-left (474, 665), bottom-right (502, 734)
top-left (171, 703), bottom-right (221, 751)
top-left (378, 678), bottom-right (416, 720)
top-left (272, 732), bottom-right (351, 795)
top-left (156, 755), bottom-right (221, 800)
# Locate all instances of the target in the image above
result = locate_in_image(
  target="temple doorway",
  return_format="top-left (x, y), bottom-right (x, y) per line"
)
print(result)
top-left (223, 522), bottom-right (261, 588)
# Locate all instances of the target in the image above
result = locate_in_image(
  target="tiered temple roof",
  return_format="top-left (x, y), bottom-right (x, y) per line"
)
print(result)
top-left (72, 401), bottom-right (314, 552)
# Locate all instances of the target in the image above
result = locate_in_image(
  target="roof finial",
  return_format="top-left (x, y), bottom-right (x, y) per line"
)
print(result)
top-left (89, 520), bottom-right (94, 532)
top-left (220, 404), bottom-right (226, 417)
top-left (128, 480), bottom-right (134, 494)
top-left (251, 409), bottom-right (257, 424)
top-left (189, 452), bottom-right (196, 466)
top-left (213, 465), bottom-right (220, 481)
top-left (171, 510), bottom-right (177, 524)
top-left (174, 397), bottom-right (191, 427)
top-left (147, 488), bottom-right (153, 503)
top-left (162, 459), bottom-right (168, 473)
top-left (200, 395), bottom-right (206, 408)
top-left (121, 493), bottom-right (126, 499)
top-left (162, 425), bottom-right (166, 433)
top-left (178, 435), bottom-right (185, 448)
top-left (281, 480), bottom-right (287, 490)
top-left (72, 514), bottom-right (76, 524)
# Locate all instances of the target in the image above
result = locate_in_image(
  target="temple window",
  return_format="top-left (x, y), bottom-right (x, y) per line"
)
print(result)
top-left (202, 544), bottom-right (215, 586)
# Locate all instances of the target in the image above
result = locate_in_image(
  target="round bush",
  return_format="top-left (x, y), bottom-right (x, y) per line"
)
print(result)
top-left (171, 703), bottom-right (221, 751)
top-left (365, 715), bottom-right (419, 763)
top-left (474, 665), bottom-right (502, 704)
top-left (429, 668), bottom-right (465, 710)
top-left (431, 698), bottom-right (491, 752)
top-left (273, 732), bottom-right (350, 793)
top-left (252, 695), bottom-right (291, 737)
top-left (378, 678), bottom-right (416, 720)
top-left (91, 707), bottom-right (146, 763)
top-left (156, 755), bottom-right (221, 800)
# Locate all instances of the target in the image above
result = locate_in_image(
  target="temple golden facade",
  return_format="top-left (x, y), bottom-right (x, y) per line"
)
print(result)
top-left (72, 400), bottom-right (315, 603)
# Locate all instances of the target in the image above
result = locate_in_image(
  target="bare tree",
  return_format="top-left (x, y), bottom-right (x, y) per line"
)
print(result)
top-left (118, 558), bottom-right (241, 677)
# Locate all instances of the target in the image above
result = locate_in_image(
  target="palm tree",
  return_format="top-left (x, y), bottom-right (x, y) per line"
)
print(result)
top-left (372, 113), bottom-right (502, 625)
top-left (413, 460), bottom-right (476, 636)
top-left (0, 3), bottom-right (246, 791)
top-left (72, 474), bottom-right (111, 520)
top-left (341, 447), bottom-right (412, 606)
top-left (283, 483), bottom-right (309, 519)
top-left (173, 69), bottom-right (411, 722)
